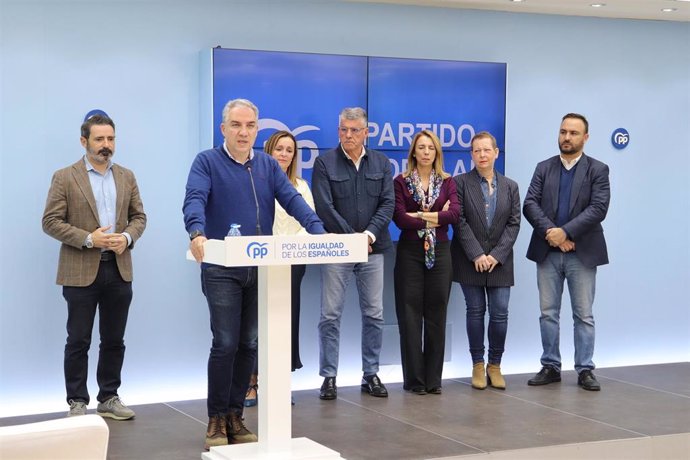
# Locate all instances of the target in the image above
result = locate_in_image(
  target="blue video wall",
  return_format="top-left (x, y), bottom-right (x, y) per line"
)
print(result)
top-left (210, 48), bottom-right (506, 238)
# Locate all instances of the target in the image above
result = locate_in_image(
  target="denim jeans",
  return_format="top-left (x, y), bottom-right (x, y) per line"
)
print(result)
top-left (62, 259), bottom-right (132, 404)
top-left (460, 285), bottom-right (510, 365)
top-left (201, 265), bottom-right (258, 417)
top-left (319, 254), bottom-right (384, 377)
top-left (537, 251), bottom-right (597, 373)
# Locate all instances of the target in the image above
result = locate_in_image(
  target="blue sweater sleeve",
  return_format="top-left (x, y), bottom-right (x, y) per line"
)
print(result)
top-left (183, 152), bottom-right (211, 234)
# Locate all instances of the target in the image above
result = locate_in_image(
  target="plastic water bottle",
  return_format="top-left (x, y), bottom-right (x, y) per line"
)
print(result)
top-left (227, 223), bottom-right (242, 237)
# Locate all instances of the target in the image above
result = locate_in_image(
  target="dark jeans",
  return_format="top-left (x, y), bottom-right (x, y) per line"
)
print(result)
top-left (62, 258), bottom-right (133, 404)
top-left (201, 265), bottom-right (258, 417)
top-left (394, 240), bottom-right (452, 391)
top-left (460, 285), bottom-right (510, 365)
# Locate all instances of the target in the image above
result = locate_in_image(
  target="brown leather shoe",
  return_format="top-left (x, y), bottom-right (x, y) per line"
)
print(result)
top-left (204, 415), bottom-right (228, 450)
top-left (487, 363), bottom-right (506, 390)
top-left (226, 412), bottom-right (258, 444)
top-left (472, 362), bottom-right (487, 389)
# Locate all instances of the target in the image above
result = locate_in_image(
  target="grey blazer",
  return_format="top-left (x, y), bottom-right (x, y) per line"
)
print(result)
top-left (42, 159), bottom-right (146, 286)
top-left (451, 169), bottom-right (521, 287)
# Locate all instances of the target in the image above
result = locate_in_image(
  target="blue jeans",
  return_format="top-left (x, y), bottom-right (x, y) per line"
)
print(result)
top-left (201, 265), bottom-right (258, 417)
top-left (319, 254), bottom-right (384, 377)
top-left (460, 285), bottom-right (510, 365)
top-left (537, 252), bottom-right (597, 373)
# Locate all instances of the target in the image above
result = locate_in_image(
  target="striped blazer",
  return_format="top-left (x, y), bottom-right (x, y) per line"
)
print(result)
top-left (42, 158), bottom-right (146, 286)
top-left (451, 169), bottom-right (521, 287)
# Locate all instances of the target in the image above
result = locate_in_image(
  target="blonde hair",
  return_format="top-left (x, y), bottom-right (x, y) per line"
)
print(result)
top-left (265, 131), bottom-right (299, 185)
top-left (403, 130), bottom-right (450, 179)
top-left (470, 131), bottom-right (498, 150)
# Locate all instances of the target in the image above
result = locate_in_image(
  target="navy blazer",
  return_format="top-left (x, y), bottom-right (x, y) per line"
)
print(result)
top-left (451, 169), bottom-right (521, 287)
top-left (312, 145), bottom-right (394, 254)
top-left (523, 153), bottom-right (610, 268)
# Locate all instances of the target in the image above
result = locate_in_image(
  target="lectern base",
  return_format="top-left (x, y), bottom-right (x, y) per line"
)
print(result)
top-left (201, 437), bottom-right (344, 460)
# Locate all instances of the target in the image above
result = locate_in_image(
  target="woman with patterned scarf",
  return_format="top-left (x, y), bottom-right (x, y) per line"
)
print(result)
top-left (393, 130), bottom-right (460, 395)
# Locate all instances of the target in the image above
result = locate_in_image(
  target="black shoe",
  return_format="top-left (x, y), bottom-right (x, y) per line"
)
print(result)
top-left (527, 366), bottom-right (561, 386)
top-left (319, 377), bottom-right (337, 400)
top-left (427, 387), bottom-right (442, 395)
top-left (578, 370), bottom-right (601, 391)
top-left (410, 387), bottom-right (427, 395)
top-left (361, 374), bottom-right (388, 397)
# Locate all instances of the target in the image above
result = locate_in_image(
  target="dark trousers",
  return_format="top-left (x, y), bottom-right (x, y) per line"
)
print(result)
top-left (62, 258), bottom-right (133, 404)
top-left (291, 264), bottom-right (306, 371)
top-left (251, 264), bottom-right (306, 376)
top-left (394, 240), bottom-right (452, 391)
top-left (201, 265), bottom-right (258, 417)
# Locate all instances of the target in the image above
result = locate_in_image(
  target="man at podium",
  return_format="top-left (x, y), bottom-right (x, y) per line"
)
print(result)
top-left (183, 99), bottom-right (325, 450)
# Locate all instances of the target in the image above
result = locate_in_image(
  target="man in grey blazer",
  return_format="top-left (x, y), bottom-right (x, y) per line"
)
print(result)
top-left (523, 113), bottom-right (610, 391)
top-left (43, 111), bottom-right (146, 418)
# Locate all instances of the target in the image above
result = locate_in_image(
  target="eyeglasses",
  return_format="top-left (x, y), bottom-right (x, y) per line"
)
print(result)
top-left (338, 126), bottom-right (366, 135)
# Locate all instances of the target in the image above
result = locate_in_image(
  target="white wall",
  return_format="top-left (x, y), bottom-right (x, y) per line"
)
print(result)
top-left (1, 0), bottom-right (688, 417)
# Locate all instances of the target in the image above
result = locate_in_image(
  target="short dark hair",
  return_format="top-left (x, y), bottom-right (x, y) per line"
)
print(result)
top-left (81, 114), bottom-right (115, 139)
top-left (562, 113), bottom-right (589, 133)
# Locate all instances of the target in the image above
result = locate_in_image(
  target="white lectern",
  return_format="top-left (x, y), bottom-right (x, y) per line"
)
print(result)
top-left (190, 233), bottom-right (368, 460)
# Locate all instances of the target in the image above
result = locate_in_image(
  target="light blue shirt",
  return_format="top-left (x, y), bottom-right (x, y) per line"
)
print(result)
top-left (84, 157), bottom-right (131, 246)
top-left (480, 172), bottom-right (498, 227)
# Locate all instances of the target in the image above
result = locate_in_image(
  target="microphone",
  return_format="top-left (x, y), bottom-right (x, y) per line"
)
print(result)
top-left (246, 165), bottom-right (262, 235)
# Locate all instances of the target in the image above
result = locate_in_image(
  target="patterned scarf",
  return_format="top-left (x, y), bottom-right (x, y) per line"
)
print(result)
top-left (405, 169), bottom-right (443, 269)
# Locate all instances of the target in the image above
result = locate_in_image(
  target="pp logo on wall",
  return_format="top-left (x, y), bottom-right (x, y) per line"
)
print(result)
top-left (611, 128), bottom-right (630, 150)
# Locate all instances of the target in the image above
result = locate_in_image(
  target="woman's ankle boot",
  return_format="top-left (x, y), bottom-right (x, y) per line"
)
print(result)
top-left (472, 362), bottom-right (487, 389)
top-left (487, 363), bottom-right (506, 390)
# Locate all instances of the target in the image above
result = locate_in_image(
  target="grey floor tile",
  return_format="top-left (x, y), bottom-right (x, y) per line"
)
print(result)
top-left (338, 380), bottom-right (640, 452)
top-left (597, 362), bottom-right (690, 397)
top-left (2, 364), bottom-right (688, 460)
top-left (290, 387), bottom-right (481, 460)
top-left (495, 369), bottom-right (690, 437)
top-left (104, 403), bottom-right (206, 460)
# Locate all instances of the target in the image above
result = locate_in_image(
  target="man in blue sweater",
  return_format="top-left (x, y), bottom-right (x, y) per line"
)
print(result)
top-left (523, 113), bottom-right (610, 392)
top-left (183, 99), bottom-right (325, 450)
top-left (312, 107), bottom-right (394, 401)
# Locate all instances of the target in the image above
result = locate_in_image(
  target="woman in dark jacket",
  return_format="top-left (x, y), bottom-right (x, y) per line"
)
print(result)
top-left (451, 131), bottom-right (520, 390)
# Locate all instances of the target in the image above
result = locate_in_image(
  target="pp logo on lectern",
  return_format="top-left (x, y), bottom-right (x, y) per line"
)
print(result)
top-left (611, 128), bottom-right (630, 150)
top-left (247, 242), bottom-right (269, 259)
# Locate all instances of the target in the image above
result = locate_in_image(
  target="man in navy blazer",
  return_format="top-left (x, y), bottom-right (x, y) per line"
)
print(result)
top-left (523, 113), bottom-right (610, 391)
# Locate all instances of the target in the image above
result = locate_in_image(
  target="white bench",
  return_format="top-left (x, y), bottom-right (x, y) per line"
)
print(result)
top-left (0, 414), bottom-right (109, 460)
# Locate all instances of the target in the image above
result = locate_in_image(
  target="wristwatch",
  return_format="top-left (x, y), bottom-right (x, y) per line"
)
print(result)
top-left (189, 230), bottom-right (205, 241)
top-left (85, 233), bottom-right (94, 249)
